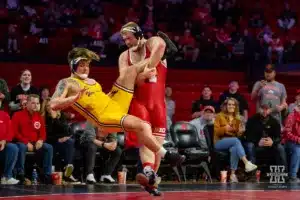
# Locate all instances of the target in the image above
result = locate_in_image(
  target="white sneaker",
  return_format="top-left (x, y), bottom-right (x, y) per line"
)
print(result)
top-left (1, 177), bottom-right (19, 185)
top-left (86, 174), bottom-right (96, 184)
top-left (100, 175), bottom-right (115, 183)
top-left (245, 161), bottom-right (257, 173)
top-left (230, 174), bottom-right (238, 183)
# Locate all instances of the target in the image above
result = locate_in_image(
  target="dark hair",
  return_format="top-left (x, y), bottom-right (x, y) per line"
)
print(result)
top-left (203, 84), bottom-right (211, 90)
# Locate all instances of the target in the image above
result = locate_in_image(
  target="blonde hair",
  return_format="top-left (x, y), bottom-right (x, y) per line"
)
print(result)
top-left (221, 97), bottom-right (240, 119)
top-left (40, 98), bottom-right (61, 118)
top-left (67, 47), bottom-right (100, 64)
top-left (120, 22), bottom-right (139, 34)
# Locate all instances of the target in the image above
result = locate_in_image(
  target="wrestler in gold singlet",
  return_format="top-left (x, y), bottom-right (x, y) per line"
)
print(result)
top-left (68, 77), bottom-right (133, 132)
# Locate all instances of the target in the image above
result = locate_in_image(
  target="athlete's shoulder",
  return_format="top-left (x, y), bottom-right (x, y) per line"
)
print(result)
top-left (146, 36), bottom-right (166, 45)
top-left (119, 50), bottom-right (128, 59)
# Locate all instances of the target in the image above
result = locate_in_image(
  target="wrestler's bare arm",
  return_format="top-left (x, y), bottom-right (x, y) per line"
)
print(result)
top-left (146, 36), bottom-right (166, 69)
top-left (49, 79), bottom-right (81, 111)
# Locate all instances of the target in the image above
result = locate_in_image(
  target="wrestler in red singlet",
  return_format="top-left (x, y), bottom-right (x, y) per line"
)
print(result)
top-left (125, 45), bottom-right (167, 148)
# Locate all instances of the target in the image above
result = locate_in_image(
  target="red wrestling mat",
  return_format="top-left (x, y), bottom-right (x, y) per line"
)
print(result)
top-left (2, 191), bottom-right (300, 200)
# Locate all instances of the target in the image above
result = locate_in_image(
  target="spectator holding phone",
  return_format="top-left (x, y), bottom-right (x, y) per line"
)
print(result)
top-left (244, 104), bottom-right (287, 171)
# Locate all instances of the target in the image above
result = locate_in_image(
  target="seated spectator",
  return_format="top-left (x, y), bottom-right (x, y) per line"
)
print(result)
top-left (282, 101), bottom-right (300, 183)
top-left (39, 86), bottom-right (50, 103)
top-left (72, 27), bottom-right (92, 49)
top-left (214, 97), bottom-right (257, 182)
top-left (285, 39), bottom-right (300, 63)
top-left (277, 3), bottom-right (297, 31)
top-left (165, 86), bottom-right (175, 130)
top-left (179, 29), bottom-right (199, 62)
top-left (7, 24), bottom-right (20, 53)
top-left (80, 121), bottom-right (122, 184)
top-left (192, 85), bottom-right (218, 119)
top-left (41, 98), bottom-right (79, 183)
top-left (0, 78), bottom-right (9, 110)
top-left (9, 70), bottom-right (39, 116)
top-left (219, 81), bottom-right (248, 122)
top-left (89, 23), bottom-right (106, 58)
top-left (190, 106), bottom-right (215, 150)
top-left (0, 110), bottom-right (19, 184)
top-left (12, 95), bottom-right (53, 184)
top-left (249, 12), bottom-right (264, 28)
top-left (268, 34), bottom-right (284, 64)
top-left (244, 104), bottom-right (287, 169)
top-left (288, 89), bottom-right (300, 113)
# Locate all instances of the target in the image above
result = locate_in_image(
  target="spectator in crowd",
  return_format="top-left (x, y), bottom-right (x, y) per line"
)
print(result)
top-left (0, 78), bottom-right (9, 110)
top-left (7, 24), bottom-right (20, 53)
top-left (248, 9), bottom-right (264, 28)
top-left (6, 0), bottom-right (19, 10)
top-left (267, 34), bottom-right (284, 64)
top-left (80, 121), bottom-right (122, 184)
top-left (192, 85), bottom-right (218, 119)
top-left (214, 97), bottom-right (257, 183)
top-left (39, 86), bottom-right (50, 103)
top-left (288, 89), bottom-right (300, 113)
top-left (244, 104), bottom-right (286, 169)
top-left (9, 70), bottom-right (39, 116)
top-left (179, 29), bottom-right (199, 62)
top-left (277, 2), bottom-right (297, 31)
top-left (165, 86), bottom-right (175, 128)
top-left (219, 81), bottom-right (248, 122)
top-left (89, 23), bottom-right (106, 58)
top-left (72, 27), bottom-right (92, 48)
top-left (0, 110), bottom-right (19, 185)
top-left (282, 100), bottom-right (300, 183)
top-left (190, 106), bottom-right (215, 150)
top-left (251, 64), bottom-right (287, 127)
top-left (41, 98), bottom-right (79, 183)
top-left (12, 94), bottom-right (53, 184)
top-left (285, 39), bottom-right (300, 63)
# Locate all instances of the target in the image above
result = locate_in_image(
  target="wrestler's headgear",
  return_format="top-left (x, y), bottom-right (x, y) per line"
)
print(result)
top-left (67, 48), bottom-right (100, 79)
top-left (120, 22), bottom-right (144, 40)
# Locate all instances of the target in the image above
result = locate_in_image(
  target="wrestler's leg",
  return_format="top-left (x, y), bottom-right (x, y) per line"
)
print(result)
top-left (116, 59), bottom-right (149, 90)
top-left (153, 136), bottom-right (165, 172)
top-left (122, 114), bottom-right (185, 167)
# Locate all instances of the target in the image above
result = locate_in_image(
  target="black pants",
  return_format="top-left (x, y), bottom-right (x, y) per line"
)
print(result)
top-left (82, 141), bottom-right (122, 175)
top-left (245, 142), bottom-right (287, 168)
top-left (54, 138), bottom-right (75, 166)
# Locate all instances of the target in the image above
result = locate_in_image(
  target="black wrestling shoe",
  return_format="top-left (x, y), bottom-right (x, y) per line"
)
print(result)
top-left (157, 31), bottom-right (178, 60)
top-left (164, 151), bottom-right (185, 167)
top-left (144, 186), bottom-right (162, 196)
top-left (136, 173), bottom-right (162, 196)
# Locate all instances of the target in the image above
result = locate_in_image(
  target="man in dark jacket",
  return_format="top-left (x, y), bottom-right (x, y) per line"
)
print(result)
top-left (244, 104), bottom-right (287, 168)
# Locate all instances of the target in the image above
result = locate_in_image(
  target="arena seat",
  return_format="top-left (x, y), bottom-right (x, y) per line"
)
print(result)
top-left (170, 121), bottom-right (212, 183)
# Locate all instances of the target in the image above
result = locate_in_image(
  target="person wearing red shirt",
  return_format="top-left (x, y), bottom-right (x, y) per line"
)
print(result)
top-left (0, 110), bottom-right (19, 185)
top-left (12, 94), bottom-right (53, 184)
top-left (283, 101), bottom-right (300, 183)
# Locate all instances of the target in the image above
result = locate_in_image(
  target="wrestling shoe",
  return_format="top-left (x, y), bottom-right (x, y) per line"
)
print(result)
top-left (164, 151), bottom-right (185, 167)
top-left (136, 173), bottom-right (162, 196)
top-left (143, 166), bottom-right (157, 185)
top-left (157, 31), bottom-right (178, 60)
